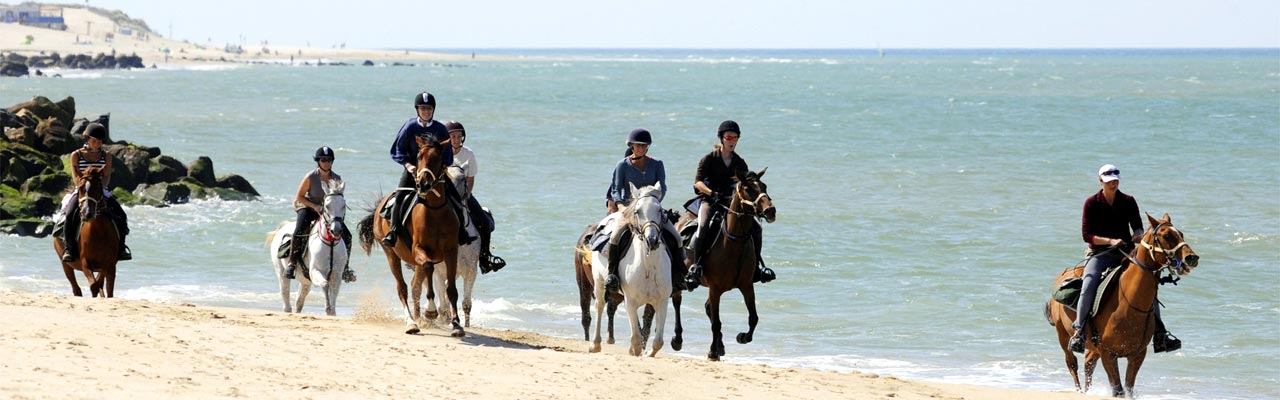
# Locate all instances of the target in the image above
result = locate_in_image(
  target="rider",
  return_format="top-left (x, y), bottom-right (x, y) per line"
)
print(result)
top-left (445, 120), bottom-right (507, 273)
top-left (683, 120), bottom-right (773, 290)
top-left (602, 128), bottom-right (684, 292)
top-left (284, 146), bottom-right (355, 282)
top-left (59, 123), bottom-right (131, 262)
top-left (383, 91), bottom-right (475, 247)
top-left (1070, 164), bottom-right (1181, 354)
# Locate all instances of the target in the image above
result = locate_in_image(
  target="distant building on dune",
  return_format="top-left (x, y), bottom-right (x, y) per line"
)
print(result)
top-left (0, 4), bottom-right (66, 30)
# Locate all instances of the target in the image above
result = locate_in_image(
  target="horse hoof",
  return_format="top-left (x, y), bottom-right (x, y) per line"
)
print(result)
top-left (607, 337), bottom-right (615, 345)
top-left (450, 327), bottom-right (465, 338)
top-left (671, 337), bottom-right (683, 352)
top-left (405, 325), bottom-right (420, 335)
top-left (707, 352), bottom-right (721, 361)
top-left (425, 310), bottom-right (440, 320)
top-left (736, 333), bottom-right (752, 344)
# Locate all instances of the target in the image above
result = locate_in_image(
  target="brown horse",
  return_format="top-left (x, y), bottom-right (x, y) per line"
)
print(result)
top-left (1045, 213), bottom-right (1198, 397)
top-left (357, 136), bottom-right (464, 336)
top-left (53, 166), bottom-right (120, 297)
top-left (679, 168), bottom-right (775, 361)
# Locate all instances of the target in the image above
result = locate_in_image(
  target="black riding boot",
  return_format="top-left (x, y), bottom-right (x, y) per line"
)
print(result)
top-left (285, 234), bottom-right (306, 280)
top-left (447, 187), bottom-right (476, 245)
top-left (117, 235), bottom-right (132, 261)
top-left (604, 241), bottom-right (624, 292)
top-left (663, 230), bottom-right (686, 293)
top-left (1069, 324), bottom-right (1087, 353)
top-left (109, 198), bottom-right (132, 260)
top-left (61, 204), bottom-right (81, 262)
top-left (751, 226), bottom-right (774, 283)
top-left (478, 228), bottom-right (506, 274)
top-left (341, 225), bottom-right (356, 283)
top-left (1152, 312), bottom-right (1181, 353)
top-left (381, 194), bottom-right (403, 247)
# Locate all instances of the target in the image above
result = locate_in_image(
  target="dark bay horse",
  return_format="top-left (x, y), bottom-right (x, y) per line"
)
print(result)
top-left (53, 166), bottom-right (119, 297)
top-left (679, 168), bottom-right (776, 361)
top-left (1045, 213), bottom-right (1198, 397)
top-left (357, 136), bottom-right (464, 336)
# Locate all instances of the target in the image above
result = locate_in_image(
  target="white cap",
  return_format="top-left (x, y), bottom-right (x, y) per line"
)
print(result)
top-left (1098, 164), bottom-right (1120, 182)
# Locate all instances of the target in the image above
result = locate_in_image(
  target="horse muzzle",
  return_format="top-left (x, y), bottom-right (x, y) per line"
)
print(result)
top-left (643, 226), bottom-right (661, 252)
top-left (762, 207), bottom-right (777, 223)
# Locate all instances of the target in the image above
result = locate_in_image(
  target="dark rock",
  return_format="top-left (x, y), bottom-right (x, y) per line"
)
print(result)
top-left (362, 60), bottom-right (375, 66)
top-left (54, 97), bottom-right (76, 122)
top-left (215, 174), bottom-right (259, 196)
top-left (35, 116), bottom-right (79, 155)
top-left (187, 156), bottom-right (216, 186)
top-left (105, 144), bottom-right (154, 191)
top-left (146, 156), bottom-right (186, 184)
top-left (0, 109), bottom-right (20, 130)
top-left (4, 127), bottom-right (36, 147)
top-left (5, 53), bottom-right (28, 63)
top-left (1, 141), bottom-right (63, 186)
top-left (30, 193), bottom-right (57, 217)
top-left (20, 173), bottom-right (71, 196)
top-left (0, 218), bottom-right (54, 238)
top-left (1, 62), bottom-right (28, 77)
top-left (8, 96), bottom-right (73, 126)
top-left (134, 182), bottom-right (192, 204)
top-left (0, 184), bottom-right (36, 219)
top-left (207, 187), bottom-right (256, 201)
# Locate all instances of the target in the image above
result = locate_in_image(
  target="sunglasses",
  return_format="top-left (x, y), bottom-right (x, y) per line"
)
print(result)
top-left (1101, 169), bottom-right (1119, 176)
top-left (318, 158), bottom-right (334, 163)
top-left (723, 135), bottom-right (740, 142)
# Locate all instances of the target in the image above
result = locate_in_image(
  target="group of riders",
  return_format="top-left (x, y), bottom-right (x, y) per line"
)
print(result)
top-left (51, 91), bottom-right (1181, 355)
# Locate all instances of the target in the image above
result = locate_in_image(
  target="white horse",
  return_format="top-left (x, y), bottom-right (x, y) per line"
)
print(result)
top-left (590, 183), bottom-right (670, 357)
top-left (424, 165), bottom-right (481, 327)
top-left (268, 179), bottom-right (348, 316)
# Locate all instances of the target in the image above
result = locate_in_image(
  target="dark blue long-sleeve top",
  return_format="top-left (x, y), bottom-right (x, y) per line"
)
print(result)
top-left (609, 156), bottom-right (666, 205)
top-left (390, 118), bottom-right (452, 167)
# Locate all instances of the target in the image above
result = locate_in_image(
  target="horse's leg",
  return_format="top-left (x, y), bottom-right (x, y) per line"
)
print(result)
top-left (410, 264), bottom-right (428, 327)
top-left (606, 294), bottom-right (619, 344)
top-left (1124, 352), bottom-right (1147, 398)
top-left (648, 298), bottom-right (668, 357)
top-left (706, 289), bottom-right (726, 361)
top-left (737, 283), bottom-right (759, 344)
top-left (444, 254), bottom-right (464, 337)
top-left (626, 296), bottom-right (643, 356)
top-left (640, 304), bottom-right (655, 353)
top-left (462, 253), bottom-right (477, 328)
top-left (385, 250), bottom-right (418, 334)
top-left (578, 278), bottom-right (593, 341)
top-left (670, 290), bottom-right (684, 351)
top-left (1054, 311), bottom-right (1081, 391)
top-left (423, 263), bottom-right (439, 321)
top-left (104, 264), bottom-right (116, 298)
top-left (80, 262), bottom-right (100, 297)
top-left (296, 278), bottom-right (311, 313)
top-left (1084, 351), bottom-right (1100, 393)
top-left (62, 261), bottom-right (83, 297)
top-left (590, 276), bottom-right (607, 353)
top-left (1100, 353), bottom-right (1124, 397)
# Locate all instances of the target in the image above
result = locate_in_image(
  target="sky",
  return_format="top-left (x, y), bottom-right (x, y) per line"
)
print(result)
top-left (57, 0), bottom-right (1280, 49)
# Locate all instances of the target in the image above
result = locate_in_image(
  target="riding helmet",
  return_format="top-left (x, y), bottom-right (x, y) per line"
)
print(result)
top-left (626, 128), bottom-right (652, 145)
top-left (314, 146), bottom-right (335, 161)
top-left (717, 120), bottom-right (740, 138)
top-left (85, 122), bottom-right (107, 141)
top-left (445, 120), bottom-right (466, 141)
top-left (414, 92), bottom-right (436, 108)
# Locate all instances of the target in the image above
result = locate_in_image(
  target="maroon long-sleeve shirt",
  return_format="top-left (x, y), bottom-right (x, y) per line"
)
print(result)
top-left (1081, 189), bottom-right (1143, 251)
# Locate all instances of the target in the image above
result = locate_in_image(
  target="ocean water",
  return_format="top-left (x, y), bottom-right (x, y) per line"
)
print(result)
top-left (1, 49), bottom-right (1277, 399)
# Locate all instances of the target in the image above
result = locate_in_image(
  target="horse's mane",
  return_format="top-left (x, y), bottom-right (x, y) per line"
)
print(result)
top-left (621, 185), bottom-right (662, 228)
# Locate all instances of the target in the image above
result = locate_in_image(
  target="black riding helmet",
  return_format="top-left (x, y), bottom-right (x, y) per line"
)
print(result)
top-left (314, 146), bottom-right (335, 161)
top-left (414, 92), bottom-right (436, 109)
top-left (445, 120), bottom-right (466, 142)
top-left (85, 122), bottom-right (107, 141)
top-left (716, 120), bottom-right (740, 139)
top-left (627, 128), bottom-right (652, 145)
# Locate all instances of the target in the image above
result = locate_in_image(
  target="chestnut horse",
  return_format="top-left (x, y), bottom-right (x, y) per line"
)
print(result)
top-left (679, 168), bottom-right (776, 361)
top-left (423, 165), bottom-right (481, 327)
top-left (53, 166), bottom-right (120, 297)
top-left (357, 136), bottom-right (464, 336)
top-left (1045, 213), bottom-right (1198, 397)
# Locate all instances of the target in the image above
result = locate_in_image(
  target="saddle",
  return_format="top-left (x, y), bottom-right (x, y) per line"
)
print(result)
top-left (1052, 264), bottom-right (1125, 318)
top-left (276, 220), bottom-right (319, 260)
top-left (379, 189), bottom-right (419, 243)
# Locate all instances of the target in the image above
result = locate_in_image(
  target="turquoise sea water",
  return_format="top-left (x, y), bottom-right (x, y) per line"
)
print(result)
top-left (1, 49), bottom-right (1277, 399)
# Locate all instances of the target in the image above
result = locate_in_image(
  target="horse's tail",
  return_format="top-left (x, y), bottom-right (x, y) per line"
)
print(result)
top-left (1043, 300), bottom-right (1056, 326)
top-left (357, 212), bottom-right (376, 255)
top-left (265, 221), bottom-right (290, 249)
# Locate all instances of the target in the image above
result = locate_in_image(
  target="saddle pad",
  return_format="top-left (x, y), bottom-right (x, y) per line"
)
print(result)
top-left (1091, 265), bottom-right (1124, 318)
top-left (588, 213), bottom-right (621, 252)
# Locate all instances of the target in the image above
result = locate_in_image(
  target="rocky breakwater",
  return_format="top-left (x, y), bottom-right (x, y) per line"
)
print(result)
top-left (1, 52), bottom-right (146, 77)
top-left (1, 96), bottom-right (258, 237)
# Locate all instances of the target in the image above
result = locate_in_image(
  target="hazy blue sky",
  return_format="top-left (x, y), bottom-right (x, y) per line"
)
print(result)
top-left (77, 0), bottom-right (1279, 49)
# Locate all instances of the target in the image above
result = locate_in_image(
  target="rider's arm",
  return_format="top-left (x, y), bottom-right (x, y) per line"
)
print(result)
top-left (101, 153), bottom-right (112, 188)
top-left (655, 160), bottom-right (667, 199)
top-left (69, 150), bottom-right (84, 187)
top-left (608, 161), bottom-right (628, 204)
top-left (1081, 198), bottom-right (1123, 247)
top-left (390, 120), bottom-right (417, 173)
top-left (693, 153), bottom-right (714, 197)
top-left (293, 176), bottom-right (318, 211)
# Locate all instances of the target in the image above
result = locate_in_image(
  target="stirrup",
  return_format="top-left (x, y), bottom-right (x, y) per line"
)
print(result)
top-left (342, 267), bottom-right (357, 283)
top-left (1068, 330), bottom-right (1085, 353)
top-left (684, 264), bottom-right (703, 291)
top-left (61, 251), bottom-right (77, 262)
top-left (1153, 331), bottom-right (1181, 353)
top-left (380, 231), bottom-right (397, 246)
top-left (480, 254), bottom-right (506, 274)
top-left (754, 265), bottom-right (775, 283)
top-left (604, 274), bottom-right (620, 291)
top-left (284, 265), bottom-right (297, 280)
top-left (117, 245), bottom-right (133, 261)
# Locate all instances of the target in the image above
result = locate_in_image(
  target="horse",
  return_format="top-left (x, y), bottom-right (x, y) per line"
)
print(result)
top-left (357, 135), bottom-right (465, 336)
top-left (588, 183), bottom-right (671, 356)
top-left (678, 168), bottom-right (776, 361)
top-left (267, 179), bottom-right (348, 316)
top-left (422, 165), bottom-right (481, 327)
top-left (53, 166), bottom-right (120, 298)
top-left (1044, 213), bottom-right (1199, 397)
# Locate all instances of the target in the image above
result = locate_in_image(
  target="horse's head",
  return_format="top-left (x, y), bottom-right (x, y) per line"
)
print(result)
top-left (1142, 213), bottom-right (1198, 276)
top-left (734, 167), bottom-right (776, 223)
top-left (79, 166), bottom-right (107, 219)
top-left (414, 136), bottom-right (451, 197)
top-left (447, 165), bottom-right (470, 200)
top-left (626, 182), bottom-right (665, 252)
top-left (321, 179), bottom-right (347, 240)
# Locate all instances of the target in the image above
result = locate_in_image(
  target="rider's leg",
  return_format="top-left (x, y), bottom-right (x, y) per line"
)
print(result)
top-left (1070, 251), bottom-right (1120, 353)
top-left (60, 199), bottom-right (81, 262)
top-left (750, 222), bottom-right (774, 283)
top-left (287, 208), bottom-right (318, 279)
top-left (684, 200), bottom-right (713, 288)
top-left (340, 221), bottom-right (356, 282)
top-left (469, 195), bottom-right (505, 273)
top-left (382, 171), bottom-right (416, 246)
top-left (107, 194), bottom-right (131, 260)
top-left (1152, 303), bottom-right (1181, 353)
top-left (446, 184), bottom-right (476, 245)
top-left (661, 222), bottom-right (686, 292)
top-left (603, 223), bottom-right (626, 291)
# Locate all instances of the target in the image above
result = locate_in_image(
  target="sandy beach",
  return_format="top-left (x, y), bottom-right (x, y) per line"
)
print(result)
top-left (0, 8), bottom-right (476, 66)
top-left (0, 290), bottom-right (1095, 400)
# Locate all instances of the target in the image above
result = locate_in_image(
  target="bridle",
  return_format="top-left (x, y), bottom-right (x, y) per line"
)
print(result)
top-left (414, 140), bottom-right (449, 207)
top-left (1120, 221), bottom-right (1190, 286)
top-left (317, 192), bottom-right (345, 245)
top-left (725, 179), bottom-right (772, 221)
top-left (626, 190), bottom-right (664, 241)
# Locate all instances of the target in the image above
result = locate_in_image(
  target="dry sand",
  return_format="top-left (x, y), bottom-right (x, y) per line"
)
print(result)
top-left (0, 8), bottom-right (476, 66)
top-left (0, 290), bottom-right (1095, 400)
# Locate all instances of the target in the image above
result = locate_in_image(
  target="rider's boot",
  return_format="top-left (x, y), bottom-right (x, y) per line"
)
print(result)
top-left (684, 233), bottom-right (704, 291)
top-left (750, 228), bottom-right (773, 283)
top-left (603, 241), bottom-right (623, 292)
top-left (478, 228), bottom-right (506, 274)
top-left (1152, 315), bottom-right (1181, 353)
top-left (1069, 323), bottom-right (1087, 354)
top-left (285, 234), bottom-right (306, 280)
top-left (116, 235), bottom-right (132, 261)
top-left (60, 212), bottom-right (80, 262)
top-left (381, 193), bottom-right (402, 247)
top-left (341, 227), bottom-right (356, 283)
top-left (452, 197), bottom-right (476, 246)
top-left (664, 232), bottom-right (687, 294)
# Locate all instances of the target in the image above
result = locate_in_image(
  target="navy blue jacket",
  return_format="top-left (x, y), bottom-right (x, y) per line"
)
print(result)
top-left (390, 118), bottom-right (452, 167)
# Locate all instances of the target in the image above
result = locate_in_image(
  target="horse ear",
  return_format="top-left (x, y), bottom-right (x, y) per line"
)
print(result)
top-left (1146, 212), bottom-right (1159, 229)
top-left (334, 180), bottom-right (345, 194)
top-left (757, 167), bottom-right (768, 178)
top-left (628, 182), bottom-right (640, 199)
top-left (414, 135), bottom-right (426, 148)
top-left (655, 181), bottom-right (663, 198)
top-left (1162, 212), bottom-right (1171, 223)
